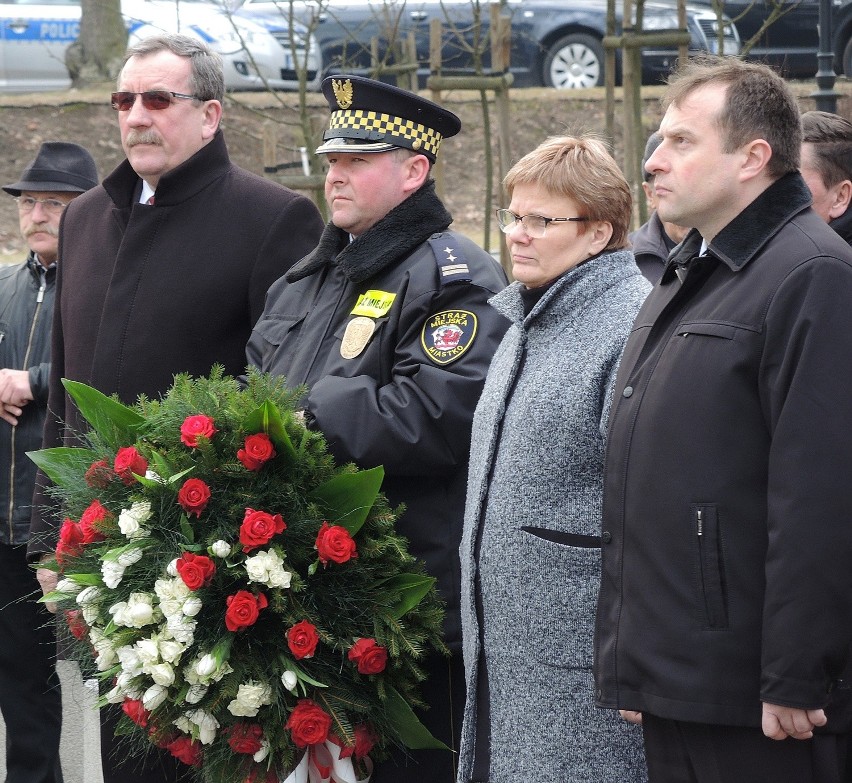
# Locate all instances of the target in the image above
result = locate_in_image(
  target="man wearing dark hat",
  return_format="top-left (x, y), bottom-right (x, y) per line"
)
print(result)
top-left (247, 75), bottom-right (509, 782)
top-left (0, 140), bottom-right (97, 783)
top-left (629, 131), bottom-right (689, 284)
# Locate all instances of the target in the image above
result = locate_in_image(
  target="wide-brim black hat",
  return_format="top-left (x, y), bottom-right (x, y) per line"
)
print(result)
top-left (316, 75), bottom-right (461, 162)
top-left (3, 141), bottom-right (98, 196)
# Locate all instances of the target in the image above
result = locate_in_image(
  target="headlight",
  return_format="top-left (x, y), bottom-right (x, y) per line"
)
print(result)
top-left (642, 12), bottom-right (680, 31)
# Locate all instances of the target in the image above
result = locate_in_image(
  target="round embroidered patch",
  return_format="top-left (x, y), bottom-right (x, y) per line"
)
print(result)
top-left (420, 310), bottom-right (478, 365)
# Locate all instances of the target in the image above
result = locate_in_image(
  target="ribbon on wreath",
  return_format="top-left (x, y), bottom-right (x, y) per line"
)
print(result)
top-left (281, 741), bottom-right (373, 783)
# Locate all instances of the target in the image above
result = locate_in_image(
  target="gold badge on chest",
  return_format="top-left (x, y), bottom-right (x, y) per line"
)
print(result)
top-left (340, 316), bottom-right (376, 359)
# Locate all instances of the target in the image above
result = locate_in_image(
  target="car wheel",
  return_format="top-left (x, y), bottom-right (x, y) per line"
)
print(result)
top-left (543, 33), bottom-right (605, 89)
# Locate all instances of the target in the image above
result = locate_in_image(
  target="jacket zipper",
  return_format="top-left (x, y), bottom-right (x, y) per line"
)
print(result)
top-left (7, 270), bottom-right (46, 543)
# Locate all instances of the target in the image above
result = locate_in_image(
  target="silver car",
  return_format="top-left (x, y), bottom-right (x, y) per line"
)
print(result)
top-left (0, 0), bottom-right (321, 92)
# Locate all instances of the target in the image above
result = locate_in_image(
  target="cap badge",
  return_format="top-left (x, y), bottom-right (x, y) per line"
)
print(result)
top-left (332, 78), bottom-right (354, 110)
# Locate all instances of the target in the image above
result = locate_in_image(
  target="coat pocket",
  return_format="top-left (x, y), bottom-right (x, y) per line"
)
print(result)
top-left (693, 503), bottom-right (729, 629)
top-left (520, 526), bottom-right (601, 548)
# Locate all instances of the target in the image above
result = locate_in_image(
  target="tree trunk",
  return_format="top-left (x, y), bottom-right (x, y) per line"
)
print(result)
top-left (65, 0), bottom-right (128, 87)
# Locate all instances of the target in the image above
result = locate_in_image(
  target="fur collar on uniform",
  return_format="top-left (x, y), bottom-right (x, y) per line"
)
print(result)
top-left (286, 178), bottom-right (452, 284)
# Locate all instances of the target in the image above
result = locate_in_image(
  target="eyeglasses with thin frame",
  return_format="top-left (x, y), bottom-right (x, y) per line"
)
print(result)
top-left (496, 208), bottom-right (590, 239)
top-left (15, 196), bottom-right (71, 216)
top-left (110, 90), bottom-right (204, 111)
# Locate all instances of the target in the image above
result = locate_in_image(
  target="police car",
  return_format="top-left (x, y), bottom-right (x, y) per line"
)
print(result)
top-left (0, 0), bottom-right (322, 92)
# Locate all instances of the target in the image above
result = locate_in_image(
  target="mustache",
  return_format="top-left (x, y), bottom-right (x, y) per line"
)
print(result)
top-left (125, 130), bottom-right (163, 147)
top-left (24, 224), bottom-right (58, 238)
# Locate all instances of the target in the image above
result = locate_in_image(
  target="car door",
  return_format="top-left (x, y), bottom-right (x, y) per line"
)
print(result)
top-left (0, 0), bottom-right (78, 91)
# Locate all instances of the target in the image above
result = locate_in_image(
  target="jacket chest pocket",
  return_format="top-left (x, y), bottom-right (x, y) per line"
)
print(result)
top-left (253, 314), bottom-right (307, 370)
top-left (692, 503), bottom-right (729, 629)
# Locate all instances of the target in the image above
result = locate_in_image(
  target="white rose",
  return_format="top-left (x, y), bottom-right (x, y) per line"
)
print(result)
top-left (210, 540), bottom-right (231, 558)
top-left (125, 593), bottom-right (157, 628)
top-left (142, 684), bottom-right (167, 711)
top-left (117, 547), bottom-right (144, 567)
top-left (56, 578), bottom-right (82, 594)
top-left (158, 640), bottom-right (185, 664)
top-left (226, 681), bottom-right (272, 717)
top-left (108, 602), bottom-right (130, 626)
top-left (166, 615), bottom-right (196, 646)
top-left (166, 559), bottom-right (179, 577)
top-left (76, 586), bottom-right (101, 606)
top-left (101, 561), bottom-right (126, 589)
top-left (117, 646), bottom-right (143, 676)
top-left (244, 549), bottom-right (291, 589)
top-left (135, 638), bottom-right (160, 666)
top-left (253, 739), bottom-right (270, 763)
top-left (182, 597), bottom-right (202, 617)
top-left (184, 684), bottom-right (207, 704)
top-left (104, 684), bottom-right (125, 704)
top-left (118, 501), bottom-right (152, 539)
top-left (195, 654), bottom-right (217, 678)
top-left (188, 709), bottom-right (219, 745)
top-left (281, 670), bottom-right (298, 692)
top-left (149, 663), bottom-right (175, 687)
top-left (173, 715), bottom-right (193, 734)
top-left (81, 605), bottom-right (100, 625)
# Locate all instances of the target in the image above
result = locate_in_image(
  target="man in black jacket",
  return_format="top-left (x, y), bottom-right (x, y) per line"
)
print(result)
top-left (247, 75), bottom-right (508, 783)
top-left (0, 141), bottom-right (98, 783)
top-left (800, 110), bottom-right (852, 245)
top-left (595, 57), bottom-right (852, 783)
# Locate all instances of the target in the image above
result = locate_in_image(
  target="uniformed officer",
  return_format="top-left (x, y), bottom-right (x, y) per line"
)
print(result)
top-left (246, 75), bottom-right (508, 782)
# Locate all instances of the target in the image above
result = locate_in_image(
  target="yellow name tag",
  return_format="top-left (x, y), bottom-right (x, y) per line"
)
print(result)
top-left (351, 290), bottom-right (397, 319)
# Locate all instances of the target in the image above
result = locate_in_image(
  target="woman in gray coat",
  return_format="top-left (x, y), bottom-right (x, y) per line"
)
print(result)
top-left (458, 136), bottom-right (651, 783)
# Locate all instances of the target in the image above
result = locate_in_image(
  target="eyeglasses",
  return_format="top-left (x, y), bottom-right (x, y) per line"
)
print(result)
top-left (496, 209), bottom-right (589, 239)
top-left (110, 90), bottom-right (203, 111)
top-left (15, 196), bottom-right (71, 215)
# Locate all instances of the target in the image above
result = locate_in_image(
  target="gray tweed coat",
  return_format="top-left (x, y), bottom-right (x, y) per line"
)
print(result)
top-left (458, 251), bottom-right (650, 783)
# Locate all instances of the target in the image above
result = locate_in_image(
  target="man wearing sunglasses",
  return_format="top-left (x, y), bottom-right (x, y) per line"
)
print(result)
top-left (27, 33), bottom-right (324, 783)
top-left (0, 141), bottom-right (97, 783)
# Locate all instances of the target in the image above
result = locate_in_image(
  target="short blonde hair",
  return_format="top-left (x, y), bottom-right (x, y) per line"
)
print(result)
top-left (503, 135), bottom-right (631, 251)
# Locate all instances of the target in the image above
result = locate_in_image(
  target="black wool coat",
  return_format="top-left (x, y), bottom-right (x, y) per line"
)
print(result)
top-left (28, 130), bottom-right (324, 560)
top-left (596, 172), bottom-right (852, 730)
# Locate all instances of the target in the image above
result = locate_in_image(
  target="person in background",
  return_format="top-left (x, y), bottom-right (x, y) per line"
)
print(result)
top-left (596, 56), bottom-right (852, 783)
top-left (457, 135), bottom-right (650, 783)
top-left (0, 141), bottom-right (98, 783)
top-left (246, 74), bottom-right (509, 783)
top-left (629, 131), bottom-right (689, 283)
top-left (799, 110), bottom-right (852, 245)
top-left (28, 34), bottom-right (324, 783)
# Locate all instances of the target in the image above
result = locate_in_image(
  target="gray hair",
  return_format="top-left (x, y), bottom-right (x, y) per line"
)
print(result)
top-left (121, 34), bottom-right (225, 103)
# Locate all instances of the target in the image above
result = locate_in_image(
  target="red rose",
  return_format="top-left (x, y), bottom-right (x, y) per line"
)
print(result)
top-left (285, 699), bottom-right (332, 748)
top-left (237, 432), bottom-right (277, 471)
top-left (121, 698), bottom-right (150, 728)
top-left (225, 590), bottom-right (268, 632)
top-left (180, 414), bottom-right (217, 448)
top-left (176, 552), bottom-right (216, 590)
top-left (166, 735), bottom-right (202, 767)
top-left (177, 478), bottom-right (211, 518)
top-left (113, 446), bottom-right (148, 485)
top-left (84, 459), bottom-right (113, 489)
top-left (64, 609), bottom-right (88, 641)
top-left (56, 518), bottom-right (84, 565)
top-left (287, 620), bottom-right (319, 660)
top-left (239, 508), bottom-right (286, 553)
top-left (225, 722), bottom-right (264, 754)
top-left (79, 499), bottom-right (111, 543)
top-left (347, 638), bottom-right (388, 675)
top-left (315, 521), bottom-right (357, 566)
top-left (353, 723), bottom-right (378, 759)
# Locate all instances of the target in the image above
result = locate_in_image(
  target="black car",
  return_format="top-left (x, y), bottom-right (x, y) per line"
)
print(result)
top-left (690, 0), bottom-right (820, 78)
top-left (236, 0), bottom-right (741, 89)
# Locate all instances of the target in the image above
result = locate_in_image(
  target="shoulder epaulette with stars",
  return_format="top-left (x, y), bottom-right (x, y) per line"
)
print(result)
top-left (427, 234), bottom-right (473, 286)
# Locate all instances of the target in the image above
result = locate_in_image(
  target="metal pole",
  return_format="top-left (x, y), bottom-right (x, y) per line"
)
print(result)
top-left (811, 0), bottom-right (840, 113)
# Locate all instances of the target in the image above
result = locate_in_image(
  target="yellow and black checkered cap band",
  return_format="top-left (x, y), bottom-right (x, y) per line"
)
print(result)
top-left (323, 109), bottom-right (443, 159)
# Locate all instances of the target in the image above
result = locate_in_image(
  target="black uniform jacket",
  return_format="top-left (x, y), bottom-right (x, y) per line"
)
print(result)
top-left (247, 182), bottom-right (509, 647)
top-left (28, 131), bottom-right (324, 561)
top-left (595, 173), bottom-right (852, 729)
